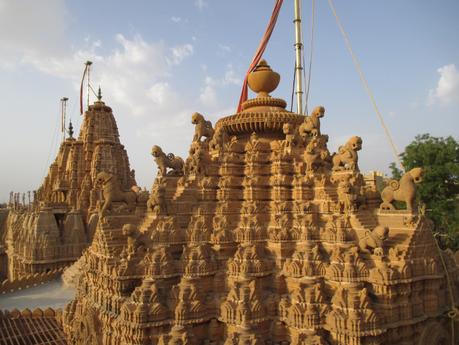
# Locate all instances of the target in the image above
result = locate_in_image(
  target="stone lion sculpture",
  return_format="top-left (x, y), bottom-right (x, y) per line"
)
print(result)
top-left (332, 136), bottom-right (362, 171)
top-left (359, 225), bottom-right (389, 253)
top-left (192, 112), bottom-right (214, 142)
top-left (95, 171), bottom-right (137, 217)
top-left (151, 145), bottom-right (184, 176)
top-left (299, 105), bottom-right (325, 138)
top-left (380, 167), bottom-right (423, 211)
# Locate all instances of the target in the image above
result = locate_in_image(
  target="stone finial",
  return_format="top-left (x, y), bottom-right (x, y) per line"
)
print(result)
top-left (97, 86), bottom-right (102, 101)
top-left (247, 59), bottom-right (280, 97)
top-left (68, 120), bottom-right (74, 138)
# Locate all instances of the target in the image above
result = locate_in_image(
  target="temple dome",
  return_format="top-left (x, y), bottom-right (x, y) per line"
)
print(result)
top-left (215, 60), bottom-right (305, 137)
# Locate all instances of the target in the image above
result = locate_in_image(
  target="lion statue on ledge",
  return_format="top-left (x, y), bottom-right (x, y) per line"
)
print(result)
top-left (192, 112), bottom-right (214, 142)
top-left (380, 167), bottom-right (423, 212)
top-left (151, 145), bottom-right (184, 176)
top-left (95, 171), bottom-right (137, 217)
top-left (332, 136), bottom-right (363, 171)
top-left (299, 105), bottom-right (325, 138)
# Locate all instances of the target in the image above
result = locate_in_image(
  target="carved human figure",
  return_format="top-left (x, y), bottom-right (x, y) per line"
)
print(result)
top-left (122, 224), bottom-right (139, 257)
top-left (380, 167), bottom-right (423, 212)
top-left (282, 122), bottom-right (299, 154)
top-left (303, 138), bottom-right (320, 172)
top-left (209, 126), bottom-right (228, 152)
top-left (191, 112), bottom-right (214, 142)
top-left (336, 177), bottom-right (356, 212)
top-left (299, 105), bottom-right (325, 138)
top-left (151, 145), bottom-right (184, 176)
top-left (147, 179), bottom-right (167, 215)
top-left (332, 136), bottom-right (363, 171)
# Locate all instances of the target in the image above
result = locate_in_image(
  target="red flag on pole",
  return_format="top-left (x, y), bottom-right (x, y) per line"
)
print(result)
top-left (236, 0), bottom-right (284, 112)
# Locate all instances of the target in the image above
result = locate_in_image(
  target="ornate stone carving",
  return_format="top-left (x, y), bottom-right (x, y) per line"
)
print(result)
top-left (192, 112), bottom-right (215, 142)
top-left (332, 136), bottom-right (362, 171)
top-left (59, 60), bottom-right (456, 345)
top-left (359, 225), bottom-right (389, 253)
top-left (380, 167), bottom-right (423, 211)
top-left (147, 178), bottom-right (167, 215)
top-left (299, 105), bottom-right (325, 138)
top-left (95, 171), bottom-right (137, 217)
top-left (151, 145), bottom-right (184, 176)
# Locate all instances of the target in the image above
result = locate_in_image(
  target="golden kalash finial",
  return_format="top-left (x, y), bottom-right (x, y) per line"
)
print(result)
top-left (247, 59), bottom-right (280, 98)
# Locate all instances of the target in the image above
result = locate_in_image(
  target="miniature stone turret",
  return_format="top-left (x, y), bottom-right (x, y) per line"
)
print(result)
top-left (62, 60), bottom-right (459, 345)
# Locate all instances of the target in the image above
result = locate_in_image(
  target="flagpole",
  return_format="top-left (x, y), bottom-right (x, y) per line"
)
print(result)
top-left (294, 0), bottom-right (304, 114)
top-left (86, 61), bottom-right (92, 111)
top-left (60, 97), bottom-right (68, 142)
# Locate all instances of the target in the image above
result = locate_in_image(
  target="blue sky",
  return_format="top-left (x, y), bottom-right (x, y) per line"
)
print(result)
top-left (0, 0), bottom-right (458, 201)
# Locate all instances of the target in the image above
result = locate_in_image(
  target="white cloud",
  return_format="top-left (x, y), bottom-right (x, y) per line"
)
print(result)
top-left (168, 44), bottom-right (194, 65)
top-left (217, 44), bottom-right (231, 57)
top-left (171, 16), bottom-right (182, 23)
top-left (428, 63), bottom-right (459, 106)
top-left (199, 64), bottom-right (241, 108)
top-left (146, 82), bottom-right (178, 107)
top-left (0, 25), bottom-right (195, 117)
top-left (195, 0), bottom-right (207, 10)
top-left (0, 0), bottom-right (67, 68)
top-left (200, 77), bottom-right (218, 107)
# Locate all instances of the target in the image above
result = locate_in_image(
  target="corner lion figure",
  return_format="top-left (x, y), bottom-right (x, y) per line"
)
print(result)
top-left (299, 105), bottom-right (325, 138)
top-left (95, 171), bottom-right (137, 218)
top-left (359, 225), bottom-right (389, 253)
top-left (380, 167), bottom-right (423, 212)
top-left (332, 136), bottom-right (363, 171)
top-left (151, 145), bottom-right (184, 176)
top-left (192, 112), bottom-right (214, 142)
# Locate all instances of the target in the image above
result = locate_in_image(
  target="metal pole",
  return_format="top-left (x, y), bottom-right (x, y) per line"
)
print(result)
top-left (60, 97), bottom-right (68, 142)
top-left (85, 61), bottom-right (93, 110)
top-left (294, 0), bottom-right (304, 114)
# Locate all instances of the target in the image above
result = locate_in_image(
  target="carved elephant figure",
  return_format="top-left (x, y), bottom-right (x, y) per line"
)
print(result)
top-left (380, 167), bottom-right (423, 211)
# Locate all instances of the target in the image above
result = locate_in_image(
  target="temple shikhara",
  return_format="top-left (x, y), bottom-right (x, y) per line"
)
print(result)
top-left (53, 60), bottom-right (457, 345)
top-left (1, 3), bottom-right (458, 345)
top-left (0, 91), bottom-right (137, 290)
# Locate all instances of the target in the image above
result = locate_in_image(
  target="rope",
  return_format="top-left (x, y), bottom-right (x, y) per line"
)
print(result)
top-left (433, 233), bottom-right (458, 344)
top-left (304, 0), bottom-right (316, 115)
top-left (327, 0), bottom-right (404, 172)
top-left (328, 1), bottom-right (457, 342)
top-left (236, 0), bottom-right (284, 112)
top-left (41, 101), bottom-right (62, 180)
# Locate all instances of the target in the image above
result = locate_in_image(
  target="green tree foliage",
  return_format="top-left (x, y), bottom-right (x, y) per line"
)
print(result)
top-left (390, 134), bottom-right (459, 249)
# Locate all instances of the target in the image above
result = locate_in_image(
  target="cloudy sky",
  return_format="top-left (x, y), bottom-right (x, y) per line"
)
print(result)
top-left (0, 0), bottom-right (458, 201)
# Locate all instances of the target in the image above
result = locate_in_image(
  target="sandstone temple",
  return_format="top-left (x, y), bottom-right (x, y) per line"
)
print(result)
top-left (50, 60), bottom-right (459, 345)
top-left (0, 92), bottom-right (137, 291)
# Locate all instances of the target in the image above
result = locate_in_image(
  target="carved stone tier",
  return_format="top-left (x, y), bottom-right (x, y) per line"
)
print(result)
top-left (60, 60), bottom-right (459, 345)
top-left (216, 111), bottom-right (304, 137)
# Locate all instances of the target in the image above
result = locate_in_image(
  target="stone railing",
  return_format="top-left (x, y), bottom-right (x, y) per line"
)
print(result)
top-left (0, 267), bottom-right (64, 294)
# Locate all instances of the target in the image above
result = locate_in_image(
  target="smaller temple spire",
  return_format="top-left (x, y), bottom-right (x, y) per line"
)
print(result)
top-left (97, 86), bottom-right (102, 101)
top-left (68, 120), bottom-right (74, 139)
